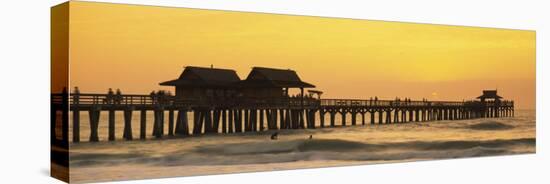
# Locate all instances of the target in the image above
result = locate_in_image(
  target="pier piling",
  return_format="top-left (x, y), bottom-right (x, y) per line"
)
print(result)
top-left (60, 91), bottom-right (514, 143)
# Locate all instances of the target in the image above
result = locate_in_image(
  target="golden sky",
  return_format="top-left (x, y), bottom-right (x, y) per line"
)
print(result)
top-left (67, 1), bottom-right (536, 109)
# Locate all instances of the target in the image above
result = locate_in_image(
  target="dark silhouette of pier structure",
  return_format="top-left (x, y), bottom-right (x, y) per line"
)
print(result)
top-left (51, 66), bottom-right (515, 143)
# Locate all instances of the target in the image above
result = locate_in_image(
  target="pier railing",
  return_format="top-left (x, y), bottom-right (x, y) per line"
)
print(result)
top-left (318, 99), bottom-right (512, 107)
top-left (51, 93), bottom-right (66, 105)
top-left (71, 93), bottom-right (155, 105)
top-left (66, 93), bottom-right (322, 109)
top-left (58, 93), bottom-right (514, 109)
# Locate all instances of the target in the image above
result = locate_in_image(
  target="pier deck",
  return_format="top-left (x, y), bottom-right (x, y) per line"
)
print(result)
top-left (51, 93), bottom-right (514, 143)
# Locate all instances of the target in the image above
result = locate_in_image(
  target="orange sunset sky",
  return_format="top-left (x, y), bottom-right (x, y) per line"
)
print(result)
top-left (67, 1), bottom-right (536, 109)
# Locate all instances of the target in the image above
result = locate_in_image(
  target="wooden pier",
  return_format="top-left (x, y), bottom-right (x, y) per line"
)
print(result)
top-left (50, 66), bottom-right (515, 143)
top-left (51, 91), bottom-right (514, 143)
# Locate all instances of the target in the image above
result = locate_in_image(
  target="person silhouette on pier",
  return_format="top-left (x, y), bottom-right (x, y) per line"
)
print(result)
top-left (73, 86), bottom-right (80, 105)
top-left (74, 86), bottom-right (80, 94)
top-left (106, 88), bottom-right (114, 104)
top-left (157, 90), bottom-right (167, 104)
top-left (115, 89), bottom-right (122, 104)
top-left (157, 90), bottom-right (164, 104)
top-left (150, 91), bottom-right (157, 104)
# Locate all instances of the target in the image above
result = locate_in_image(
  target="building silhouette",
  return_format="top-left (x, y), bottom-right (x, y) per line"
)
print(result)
top-left (159, 66), bottom-right (241, 101)
top-left (238, 67), bottom-right (315, 98)
top-left (477, 90), bottom-right (503, 102)
top-left (160, 66), bottom-right (316, 106)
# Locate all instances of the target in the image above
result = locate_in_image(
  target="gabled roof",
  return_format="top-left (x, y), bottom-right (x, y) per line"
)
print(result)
top-left (159, 66), bottom-right (240, 88)
top-left (477, 90), bottom-right (503, 99)
top-left (238, 67), bottom-right (315, 88)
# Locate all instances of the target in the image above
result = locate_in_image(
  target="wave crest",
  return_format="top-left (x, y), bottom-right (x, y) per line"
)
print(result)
top-left (70, 138), bottom-right (535, 167)
top-left (468, 121), bottom-right (514, 130)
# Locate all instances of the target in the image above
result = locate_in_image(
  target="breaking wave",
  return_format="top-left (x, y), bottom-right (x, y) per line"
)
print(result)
top-left (70, 138), bottom-right (535, 167)
top-left (194, 138), bottom-right (534, 155)
top-left (467, 121), bottom-right (515, 130)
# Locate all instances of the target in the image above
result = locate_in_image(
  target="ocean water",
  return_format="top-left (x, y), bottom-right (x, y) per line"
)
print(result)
top-left (68, 110), bottom-right (535, 183)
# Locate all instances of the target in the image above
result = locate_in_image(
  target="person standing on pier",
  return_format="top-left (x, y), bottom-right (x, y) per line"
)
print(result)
top-left (106, 88), bottom-right (114, 104)
top-left (115, 89), bottom-right (122, 104)
top-left (398, 97), bottom-right (401, 106)
top-left (166, 91), bottom-right (173, 105)
top-left (157, 90), bottom-right (166, 104)
top-left (150, 91), bottom-right (157, 104)
top-left (73, 86), bottom-right (80, 105)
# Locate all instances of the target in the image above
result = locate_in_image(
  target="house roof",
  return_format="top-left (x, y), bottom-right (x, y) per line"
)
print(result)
top-left (238, 67), bottom-right (315, 88)
top-left (477, 90), bottom-right (503, 99)
top-left (308, 90), bottom-right (323, 94)
top-left (159, 66), bottom-right (240, 88)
